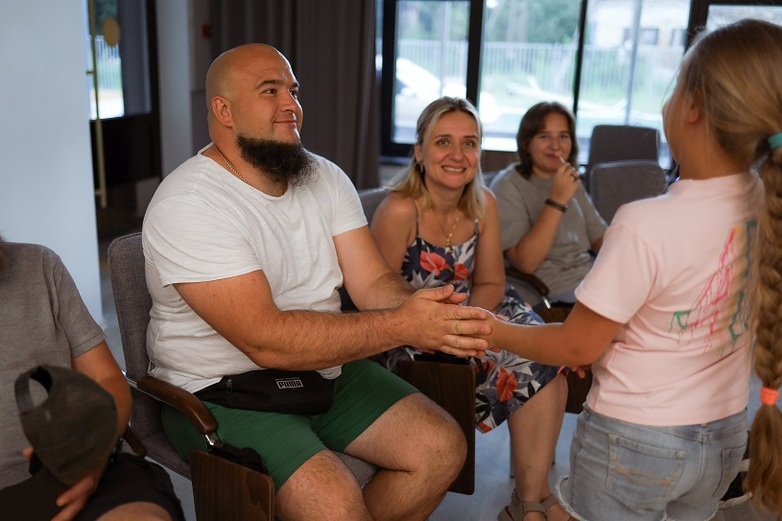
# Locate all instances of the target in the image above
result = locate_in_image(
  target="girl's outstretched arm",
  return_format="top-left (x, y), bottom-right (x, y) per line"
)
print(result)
top-left (485, 301), bottom-right (622, 367)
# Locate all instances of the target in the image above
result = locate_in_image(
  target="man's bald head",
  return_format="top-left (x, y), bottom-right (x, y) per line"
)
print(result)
top-left (205, 44), bottom-right (290, 113)
top-left (202, 43), bottom-right (310, 188)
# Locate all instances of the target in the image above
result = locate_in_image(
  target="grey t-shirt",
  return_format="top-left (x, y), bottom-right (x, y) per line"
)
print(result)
top-left (0, 243), bottom-right (105, 487)
top-left (490, 165), bottom-right (607, 300)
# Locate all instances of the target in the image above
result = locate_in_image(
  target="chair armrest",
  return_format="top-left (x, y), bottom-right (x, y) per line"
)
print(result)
top-left (505, 266), bottom-right (556, 311)
top-left (136, 375), bottom-right (219, 434)
top-left (121, 425), bottom-right (148, 457)
top-left (504, 266), bottom-right (550, 297)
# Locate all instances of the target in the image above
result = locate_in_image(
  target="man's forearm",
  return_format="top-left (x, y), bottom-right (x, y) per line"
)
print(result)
top-left (348, 271), bottom-right (414, 311)
top-left (232, 286), bottom-right (489, 370)
top-left (235, 307), bottom-right (407, 370)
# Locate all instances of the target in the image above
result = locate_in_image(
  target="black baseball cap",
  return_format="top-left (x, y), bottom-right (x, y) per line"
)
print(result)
top-left (0, 365), bottom-right (119, 519)
top-left (15, 364), bottom-right (119, 486)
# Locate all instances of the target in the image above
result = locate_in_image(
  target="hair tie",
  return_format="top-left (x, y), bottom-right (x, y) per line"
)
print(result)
top-left (769, 132), bottom-right (782, 150)
top-left (760, 387), bottom-right (779, 406)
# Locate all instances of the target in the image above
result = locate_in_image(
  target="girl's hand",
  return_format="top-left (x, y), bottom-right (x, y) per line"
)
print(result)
top-left (469, 308), bottom-right (503, 351)
top-left (549, 156), bottom-right (581, 205)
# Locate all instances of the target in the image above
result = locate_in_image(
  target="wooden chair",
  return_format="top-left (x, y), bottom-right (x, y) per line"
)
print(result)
top-left (108, 232), bottom-right (376, 519)
top-left (395, 360), bottom-right (476, 494)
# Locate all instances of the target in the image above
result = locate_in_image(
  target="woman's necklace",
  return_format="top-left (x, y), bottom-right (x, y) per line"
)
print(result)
top-left (212, 144), bottom-right (251, 186)
top-left (439, 213), bottom-right (462, 255)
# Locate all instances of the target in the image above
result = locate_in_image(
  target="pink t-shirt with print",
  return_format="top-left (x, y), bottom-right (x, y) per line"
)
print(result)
top-left (576, 172), bottom-right (762, 426)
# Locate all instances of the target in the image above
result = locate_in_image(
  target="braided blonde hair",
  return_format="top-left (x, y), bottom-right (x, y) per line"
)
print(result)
top-left (680, 19), bottom-right (782, 513)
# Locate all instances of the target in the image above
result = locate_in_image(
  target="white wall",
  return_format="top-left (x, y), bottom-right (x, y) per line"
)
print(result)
top-left (0, 0), bottom-right (104, 323)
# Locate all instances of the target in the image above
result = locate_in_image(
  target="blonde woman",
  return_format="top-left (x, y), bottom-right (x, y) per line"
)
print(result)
top-left (372, 97), bottom-right (571, 521)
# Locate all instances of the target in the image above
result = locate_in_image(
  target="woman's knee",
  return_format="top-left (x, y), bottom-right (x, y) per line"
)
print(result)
top-left (529, 372), bottom-right (569, 410)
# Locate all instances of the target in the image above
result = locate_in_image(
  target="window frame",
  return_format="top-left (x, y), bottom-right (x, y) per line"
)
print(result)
top-left (377, 0), bottom-right (764, 161)
top-left (378, 0), bottom-right (589, 158)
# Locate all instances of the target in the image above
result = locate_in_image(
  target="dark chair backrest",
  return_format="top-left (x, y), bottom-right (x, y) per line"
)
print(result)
top-left (482, 170), bottom-right (500, 187)
top-left (588, 159), bottom-right (668, 223)
top-left (357, 187), bottom-right (388, 224)
top-left (585, 124), bottom-right (660, 190)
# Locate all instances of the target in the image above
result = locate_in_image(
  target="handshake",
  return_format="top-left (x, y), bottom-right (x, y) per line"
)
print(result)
top-left (397, 284), bottom-right (499, 359)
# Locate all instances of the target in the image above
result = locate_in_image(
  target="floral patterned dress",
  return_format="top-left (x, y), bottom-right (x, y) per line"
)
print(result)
top-left (383, 219), bottom-right (562, 432)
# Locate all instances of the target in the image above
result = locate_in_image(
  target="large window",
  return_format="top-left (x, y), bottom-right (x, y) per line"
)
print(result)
top-left (702, 3), bottom-right (782, 30)
top-left (379, 0), bottom-right (690, 166)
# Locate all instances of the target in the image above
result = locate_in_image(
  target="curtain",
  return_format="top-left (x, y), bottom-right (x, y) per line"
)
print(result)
top-left (210, 0), bottom-right (380, 188)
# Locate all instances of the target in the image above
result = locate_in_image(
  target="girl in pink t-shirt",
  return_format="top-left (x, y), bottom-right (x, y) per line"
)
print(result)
top-left (481, 19), bottom-right (782, 521)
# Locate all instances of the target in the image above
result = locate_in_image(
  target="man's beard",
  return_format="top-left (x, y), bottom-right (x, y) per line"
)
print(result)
top-left (237, 135), bottom-right (316, 188)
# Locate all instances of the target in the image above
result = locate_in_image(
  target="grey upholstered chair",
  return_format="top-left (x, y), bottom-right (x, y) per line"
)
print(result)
top-left (584, 124), bottom-right (661, 191)
top-left (354, 186), bottom-right (387, 222)
top-left (107, 232), bottom-right (376, 519)
top-left (588, 159), bottom-right (668, 223)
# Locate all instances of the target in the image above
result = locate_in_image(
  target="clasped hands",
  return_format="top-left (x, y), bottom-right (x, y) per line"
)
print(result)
top-left (401, 288), bottom-right (591, 378)
top-left (401, 284), bottom-right (496, 358)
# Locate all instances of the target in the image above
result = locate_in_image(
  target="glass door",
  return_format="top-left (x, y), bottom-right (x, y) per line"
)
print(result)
top-left (86, 0), bottom-right (160, 238)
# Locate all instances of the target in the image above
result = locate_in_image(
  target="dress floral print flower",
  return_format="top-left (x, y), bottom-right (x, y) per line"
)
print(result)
top-left (384, 220), bottom-right (562, 432)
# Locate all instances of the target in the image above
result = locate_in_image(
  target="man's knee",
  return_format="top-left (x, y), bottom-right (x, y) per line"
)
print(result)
top-left (402, 394), bottom-right (467, 476)
top-left (276, 451), bottom-right (372, 521)
top-left (432, 406), bottom-right (468, 474)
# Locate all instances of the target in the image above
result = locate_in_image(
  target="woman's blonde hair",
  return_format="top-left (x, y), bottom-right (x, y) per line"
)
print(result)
top-left (387, 96), bottom-right (486, 220)
top-left (680, 18), bottom-right (782, 513)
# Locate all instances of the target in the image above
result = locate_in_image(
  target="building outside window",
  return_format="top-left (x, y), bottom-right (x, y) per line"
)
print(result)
top-left (379, 0), bottom-right (690, 166)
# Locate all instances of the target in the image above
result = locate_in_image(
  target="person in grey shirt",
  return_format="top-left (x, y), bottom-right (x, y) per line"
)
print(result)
top-left (491, 102), bottom-right (606, 304)
top-left (0, 237), bottom-right (183, 521)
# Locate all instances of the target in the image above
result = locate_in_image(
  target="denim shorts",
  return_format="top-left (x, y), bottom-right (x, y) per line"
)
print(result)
top-left (556, 405), bottom-right (747, 521)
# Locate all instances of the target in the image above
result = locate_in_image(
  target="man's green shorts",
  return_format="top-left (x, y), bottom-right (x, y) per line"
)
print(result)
top-left (161, 359), bottom-right (417, 490)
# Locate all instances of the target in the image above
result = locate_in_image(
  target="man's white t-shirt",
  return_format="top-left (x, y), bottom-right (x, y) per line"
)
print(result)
top-left (143, 148), bottom-right (366, 393)
top-left (576, 172), bottom-right (763, 426)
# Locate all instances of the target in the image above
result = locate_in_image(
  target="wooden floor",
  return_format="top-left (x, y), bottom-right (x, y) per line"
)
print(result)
top-left (100, 262), bottom-right (778, 521)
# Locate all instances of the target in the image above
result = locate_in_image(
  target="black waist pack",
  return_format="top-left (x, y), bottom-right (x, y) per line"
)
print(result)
top-left (195, 369), bottom-right (334, 415)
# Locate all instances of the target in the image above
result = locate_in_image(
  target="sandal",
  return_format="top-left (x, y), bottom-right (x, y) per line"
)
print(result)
top-left (497, 490), bottom-right (548, 520)
top-left (497, 491), bottom-right (574, 521)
